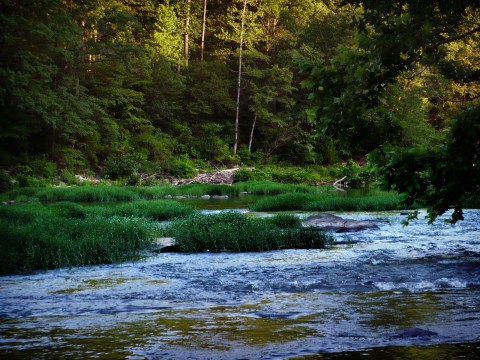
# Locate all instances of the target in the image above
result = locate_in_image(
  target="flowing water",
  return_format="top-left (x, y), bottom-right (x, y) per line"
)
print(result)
top-left (1, 209), bottom-right (479, 359)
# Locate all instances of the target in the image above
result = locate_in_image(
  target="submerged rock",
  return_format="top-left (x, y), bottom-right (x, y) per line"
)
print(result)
top-left (303, 214), bottom-right (379, 233)
top-left (391, 327), bottom-right (438, 339)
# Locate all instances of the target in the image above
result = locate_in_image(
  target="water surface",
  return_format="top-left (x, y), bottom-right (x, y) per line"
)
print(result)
top-left (1, 210), bottom-right (479, 359)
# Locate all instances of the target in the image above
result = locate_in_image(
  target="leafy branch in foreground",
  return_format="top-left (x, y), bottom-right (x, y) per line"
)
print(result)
top-left (371, 106), bottom-right (480, 223)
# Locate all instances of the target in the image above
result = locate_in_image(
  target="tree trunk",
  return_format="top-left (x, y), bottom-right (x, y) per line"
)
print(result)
top-left (200, 0), bottom-right (207, 63)
top-left (184, 0), bottom-right (191, 67)
top-left (233, 0), bottom-right (247, 155)
top-left (248, 114), bottom-right (257, 153)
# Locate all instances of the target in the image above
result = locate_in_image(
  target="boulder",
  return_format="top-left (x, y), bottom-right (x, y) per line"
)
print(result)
top-left (153, 237), bottom-right (179, 253)
top-left (303, 214), bottom-right (379, 233)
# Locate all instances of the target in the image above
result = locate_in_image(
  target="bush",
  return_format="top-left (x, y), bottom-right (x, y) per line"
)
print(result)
top-left (329, 160), bottom-right (378, 187)
top-left (29, 157), bottom-right (57, 179)
top-left (126, 172), bottom-right (141, 186)
top-left (267, 166), bottom-right (324, 185)
top-left (0, 170), bottom-right (14, 193)
top-left (103, 153), bottom-right (145, 180)
top-left (16, 174), bottom-right (49, 188)
top-left (167, 155), bottom-right (198, 178)
top-left (233, 168), bottom-right (270, 183)
top-left (60, 169), bottom-right (79, 185)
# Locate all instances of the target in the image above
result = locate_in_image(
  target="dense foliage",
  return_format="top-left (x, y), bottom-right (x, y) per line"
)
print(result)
top-left (0, 1), bottom-right (479, 218)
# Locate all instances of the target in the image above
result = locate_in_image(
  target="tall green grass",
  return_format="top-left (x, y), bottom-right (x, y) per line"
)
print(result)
top-left (1, 184), bottom-right (241, 203)
top-left (251, 191), bottom-right (407, 212)
top-left (0, 200), bottom-right (195, 274)
top-left (1, 182), bottom-right (331, 203)
top-left (0, 212), bottom-right (160, 275)
top-left (232, 181), bottom-right (323, 195)
top-left (159, 212), bottom-right (333, 253)
top-left (110, 200), bottom-right (194, 220)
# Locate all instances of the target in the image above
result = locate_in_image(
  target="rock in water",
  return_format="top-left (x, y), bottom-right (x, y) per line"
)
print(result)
top-left (303, 214), bottom-right (379, 233)
top-left (391, 327), bottom-right (438, 339)
top-left (153, 237), bottom-right (179, 253)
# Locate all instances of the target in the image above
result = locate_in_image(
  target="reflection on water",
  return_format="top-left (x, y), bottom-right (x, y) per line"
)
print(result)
top-left (0, 210), bottom-right (479, 359)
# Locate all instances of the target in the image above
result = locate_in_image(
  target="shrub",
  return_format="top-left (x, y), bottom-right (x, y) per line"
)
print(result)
top-left (0, 170), bottom-right (14, 193)
top-left (60, 169), bottom-right (79, 185)
top-left (103, 153), bottom-right (145, 180)
top-left (16, 174), bottom-right (49, 188)
top-left (126, 172), bottom-right (141, 186)
top-left (233, 168), bottom-right (270, 183)
top-left (167, 155), bottom-right (198, 178)
top-left (29, 157), bottom-right (57, 179)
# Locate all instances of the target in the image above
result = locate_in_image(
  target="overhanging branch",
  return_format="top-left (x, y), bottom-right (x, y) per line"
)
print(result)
top-left (434, 25), bottom-right (480, 47)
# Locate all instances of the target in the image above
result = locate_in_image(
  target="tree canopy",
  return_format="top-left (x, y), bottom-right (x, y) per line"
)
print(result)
top-left (0, 0), bottom-right (479, 219)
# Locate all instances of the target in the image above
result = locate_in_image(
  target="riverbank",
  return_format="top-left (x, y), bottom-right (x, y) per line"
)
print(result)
top-left (0, 182), bottom-right (413, 274)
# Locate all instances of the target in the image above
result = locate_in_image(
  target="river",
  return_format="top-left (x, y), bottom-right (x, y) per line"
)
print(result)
top-left (1, 209), bottom-right (479, 359)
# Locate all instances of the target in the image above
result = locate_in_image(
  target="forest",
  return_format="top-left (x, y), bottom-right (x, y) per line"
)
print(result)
top-left (0, 0), bottom-right (479, 218)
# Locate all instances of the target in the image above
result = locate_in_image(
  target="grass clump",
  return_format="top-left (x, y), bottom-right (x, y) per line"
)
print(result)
top-left (266, 213), bottom-right (302, 228)
top-left (111, 200), bottom-right (194, 221)
top-left (48, 201), bottom-right (88, 218)
top-left (40, 186), bottom-right (141, 202)
top-left (0, 203), bottom-right (161, 275)
top-left (160, 212), bottom-right (333, 253)
top-left (303, 191), bottom-right (405, 212)
top-left (1, 184), bottom-right (240, 203)
top-left (232, 181), bottom-right (319, 195)
top-left (251, 190), bottom-right (407, 212)
top-left (251, 193), bottom-right (316, 211)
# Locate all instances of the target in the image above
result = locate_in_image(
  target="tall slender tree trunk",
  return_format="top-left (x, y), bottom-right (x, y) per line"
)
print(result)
top-left (184, 0), bottom-right (191, 67)
top-left (248, 114), bottom-right (257, 153)
top-left (233, 0), bottom-right (247, 155)
top-left (200, 0), bottom-right (207, 63)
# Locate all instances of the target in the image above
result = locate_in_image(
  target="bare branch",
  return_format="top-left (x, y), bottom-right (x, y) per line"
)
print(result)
top-left (434, 25), bottom-right (480, 47)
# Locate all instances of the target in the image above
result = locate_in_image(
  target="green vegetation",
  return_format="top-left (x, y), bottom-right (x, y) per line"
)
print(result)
top-left (0, 1), bottom-right (477, 222)
top-left (0, 197), bottom-right (338, 274)
top-left (233, 181), bottom-right (320, 195)
top-left (0, 200), bottom-right (197, 274)
top-left (0, 204), bottom-right (161, 275)
top-left (0, 184), bottom-right (418, 275)
top-left (159, 212), bottom-right (333, 253)
top-left (251, 191), bottom-right (407, 212)
top-left (0, 182), bottom-right (330, 203)
top-left (111, 201), bottom-right (194, 221)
